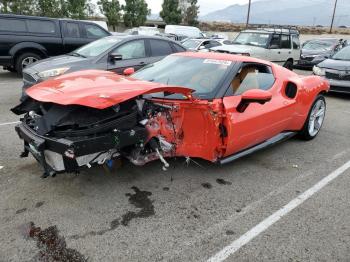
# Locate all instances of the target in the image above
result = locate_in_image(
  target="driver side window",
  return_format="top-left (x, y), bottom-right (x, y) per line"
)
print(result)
top-left (226, 63), bottom-right (275, 96)
top-left (113, 40), bottom-right (146, 60)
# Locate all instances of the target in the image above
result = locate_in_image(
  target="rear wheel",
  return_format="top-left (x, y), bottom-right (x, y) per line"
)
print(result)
top-left (15, 52), bottom-right (41, 76)
top-left (284, 59), bottom-right (294, 71)
top-left (299, 95), bottom-right (326, 140)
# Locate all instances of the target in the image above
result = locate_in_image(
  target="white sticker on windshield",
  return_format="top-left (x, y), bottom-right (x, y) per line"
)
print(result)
top-left (203, 59), bottom-right (232, 66)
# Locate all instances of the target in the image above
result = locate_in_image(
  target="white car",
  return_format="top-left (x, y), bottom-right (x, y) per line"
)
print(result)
top-left (182, 38), bottom-right (223, 51)
top-left (165, 25), bottom-right (206, 39)
top-left (211, 28), bottom-right (300, 70)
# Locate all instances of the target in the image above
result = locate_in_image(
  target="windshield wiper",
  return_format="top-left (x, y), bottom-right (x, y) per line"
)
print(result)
top-left (69, 52), bottom-right (87, 58)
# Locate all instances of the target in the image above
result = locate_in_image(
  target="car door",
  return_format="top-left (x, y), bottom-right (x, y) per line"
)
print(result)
top-left (222, 62), bottom-right (297, 156)
top-left (107, 39), bottom-right (149, 74)
top-left (279, 34), bottom-right (293, 62)
top-left (268, 34), bottom-right (283, 64)
top-left (291, 34), bottom-right (301, 61)
top-left (148, 39), bottom-right (176, 64)
top-left (81, 23), bottom-right (110, 40)
top-left (62, 21), bottom-right (87, 53)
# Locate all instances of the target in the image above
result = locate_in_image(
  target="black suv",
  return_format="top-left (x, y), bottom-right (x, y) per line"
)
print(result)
top-left (0, 14), bottom-right (111, 75)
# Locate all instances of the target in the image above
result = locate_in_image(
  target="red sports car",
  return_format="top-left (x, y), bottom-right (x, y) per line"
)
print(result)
top-left (12, 52), bottom-right (329, 177)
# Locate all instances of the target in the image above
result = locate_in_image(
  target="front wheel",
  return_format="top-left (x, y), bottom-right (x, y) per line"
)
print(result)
top-left (299, 95), bottom-right (326, 140)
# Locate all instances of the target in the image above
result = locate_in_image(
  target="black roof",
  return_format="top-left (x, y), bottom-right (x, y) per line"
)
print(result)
top-left (0, 13), bottom-right (100, 24)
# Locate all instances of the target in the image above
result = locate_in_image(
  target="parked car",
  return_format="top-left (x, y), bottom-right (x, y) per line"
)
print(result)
top-left (165, 25), bottom-right (205, 38)
top-left (21, 35), bottom-right (186, 100)
top-left (124, 26), bottom-right (160, 36)
top-left (0, 14), bottom-right (111, 75)
top-left (296, 38), bottom-right (347, 69)
top-left (12, 52), bottom-right (329, 177)
top-left (211, 27), bottom-right (300, 70)
top-left (313, 45), bottom-right (350, 93)
top-left (182, 38), bottom-right (223, 51)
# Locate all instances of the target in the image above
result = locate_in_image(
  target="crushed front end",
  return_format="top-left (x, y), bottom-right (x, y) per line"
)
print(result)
top-left (12, 97), bottom-right (179, 177)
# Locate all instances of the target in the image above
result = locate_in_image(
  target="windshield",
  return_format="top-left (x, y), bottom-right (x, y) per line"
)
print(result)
top-left (74, 37), bottom-right (122, 57)
top-left (132, 55), bottom-right (232, 99)
top-left (332, 46), bottom-right (350, 61)
top-left (182, 39), bottom-right (201, 49)
top-left (303, 41), bottom-right (334, 51)
top-left (233, 32), bottom-right (270, 47)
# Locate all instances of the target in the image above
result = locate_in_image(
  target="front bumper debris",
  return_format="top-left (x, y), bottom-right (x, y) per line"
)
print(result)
top-left (15, 122), bottom-right (147, 177)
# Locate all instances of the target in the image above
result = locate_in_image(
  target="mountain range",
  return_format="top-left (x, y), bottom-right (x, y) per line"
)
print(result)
top-left (200, 0), bottom-right (350, 26)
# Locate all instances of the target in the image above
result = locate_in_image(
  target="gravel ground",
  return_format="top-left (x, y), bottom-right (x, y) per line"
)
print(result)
top-left (0, 67), bottom-right (350, 262)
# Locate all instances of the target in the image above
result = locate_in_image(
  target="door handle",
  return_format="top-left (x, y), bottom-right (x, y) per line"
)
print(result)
top-left (277, 51), bottom-right (281, 54)
top-left (139, 61), bottom-right (146, 65)
top-left (288, 51), bottom-right (291, 54)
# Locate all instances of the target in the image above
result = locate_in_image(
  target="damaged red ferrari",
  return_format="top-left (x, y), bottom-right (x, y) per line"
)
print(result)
top-left (12, 52), bottom-right (329, 177)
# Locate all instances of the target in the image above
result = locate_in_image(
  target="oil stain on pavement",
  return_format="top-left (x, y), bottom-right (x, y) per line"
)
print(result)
top-left (120, 186), bottom-right (154, 226)
top-left (216, 178), bottom-right (232, 185)
top-left (21, 222), bottom-right (86, 262)
top-left (201, 182), bottom-right (212, 189)
top-left (70, 186), bottom-right (154, 239)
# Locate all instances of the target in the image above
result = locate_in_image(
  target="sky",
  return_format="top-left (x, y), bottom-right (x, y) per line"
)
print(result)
top-left (147, 0), bottom-right (252, 16)
top-left (109, 0), bottom-right (255, 16)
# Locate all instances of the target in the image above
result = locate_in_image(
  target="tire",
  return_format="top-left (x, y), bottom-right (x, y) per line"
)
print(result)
top-left (284, 59), bottom-right (294, 71)
top-left (15, 52), bottom-right (41, 76)
top-left (298, 95), bottom-right (326, 140)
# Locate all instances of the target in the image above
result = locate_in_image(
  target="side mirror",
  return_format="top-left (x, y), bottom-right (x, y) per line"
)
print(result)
top-left (199, 45), bottom-right (206, 50)
top-left (123, 67), bottom-right (135, 76)
top-left (269, 44), bottom-right (280, 49)
top-left (109, 53), bottom-right (123, 62)
top-left (237, 89), bottom-right (272, 113)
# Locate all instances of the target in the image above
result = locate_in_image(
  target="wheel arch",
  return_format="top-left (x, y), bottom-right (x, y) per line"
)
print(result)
top-left (10, 42), bottom-right (48, 65)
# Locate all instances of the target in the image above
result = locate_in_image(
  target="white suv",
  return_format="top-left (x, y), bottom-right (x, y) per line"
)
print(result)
top-left (211, 28), bottom-right (300, 70)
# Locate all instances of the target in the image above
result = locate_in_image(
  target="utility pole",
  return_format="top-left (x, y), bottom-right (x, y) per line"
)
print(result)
top-left (246, 0), bottom-right (251, 28)
top-left (329, 0), bottom-right (338, 33)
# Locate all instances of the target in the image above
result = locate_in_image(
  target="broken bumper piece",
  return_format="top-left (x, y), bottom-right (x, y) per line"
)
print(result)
top-left (15, 122), bottom-right (147, 176)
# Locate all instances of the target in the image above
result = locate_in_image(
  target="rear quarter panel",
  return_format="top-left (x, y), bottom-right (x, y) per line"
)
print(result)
top-left (289, 75), bottom-right (329, 130)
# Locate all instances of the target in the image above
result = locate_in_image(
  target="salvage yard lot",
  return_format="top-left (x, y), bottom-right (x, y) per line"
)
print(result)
top-left (0, 68), bottom-right (350, 261)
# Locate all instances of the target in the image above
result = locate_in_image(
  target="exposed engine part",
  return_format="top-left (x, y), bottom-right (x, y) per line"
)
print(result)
top-left (158, 136), bottom-right (173, 152)
top-left (139, 119), bottom-right (148, 126)
top-left (29, 111), bottom-right (40, 119)
top-left (155, 148), bottom-right (170, 171)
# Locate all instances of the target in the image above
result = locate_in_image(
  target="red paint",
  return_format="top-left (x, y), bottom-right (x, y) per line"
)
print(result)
top-left (26, 70), bottom-right (193, 109)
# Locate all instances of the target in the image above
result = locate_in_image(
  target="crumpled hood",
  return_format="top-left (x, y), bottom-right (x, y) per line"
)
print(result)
top-left (211, 44), bottom-right (263, 54)
top-left (26, 70), bottom-right (194, 109)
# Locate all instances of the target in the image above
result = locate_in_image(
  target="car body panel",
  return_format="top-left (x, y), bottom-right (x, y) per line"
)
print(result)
top-left (26, 70), bottom-right (194, 109)
top-left (316, 57), bottom-right (350, 93)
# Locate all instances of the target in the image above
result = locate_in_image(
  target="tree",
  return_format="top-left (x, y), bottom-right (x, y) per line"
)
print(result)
top-left (98, 0), bottom-right (121, 31)
top-left (3, 0), bottom-right (36, 15)
top-left (160, 0), bottom-right (182, 25)
top-left (36, 0), bottom-right (62, 17)
top-left (0, 0), bottom-right (11, 13)
top-left (123, 0), bottom-right (150, 27)
top-left (183, 0), bottom-right (199, 26)
top-left (65, 0), bottom-right (91, 19)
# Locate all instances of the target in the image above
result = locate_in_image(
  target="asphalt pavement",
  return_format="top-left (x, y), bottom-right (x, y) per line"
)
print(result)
top-left (0, 68), bottom-right (349, 262)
